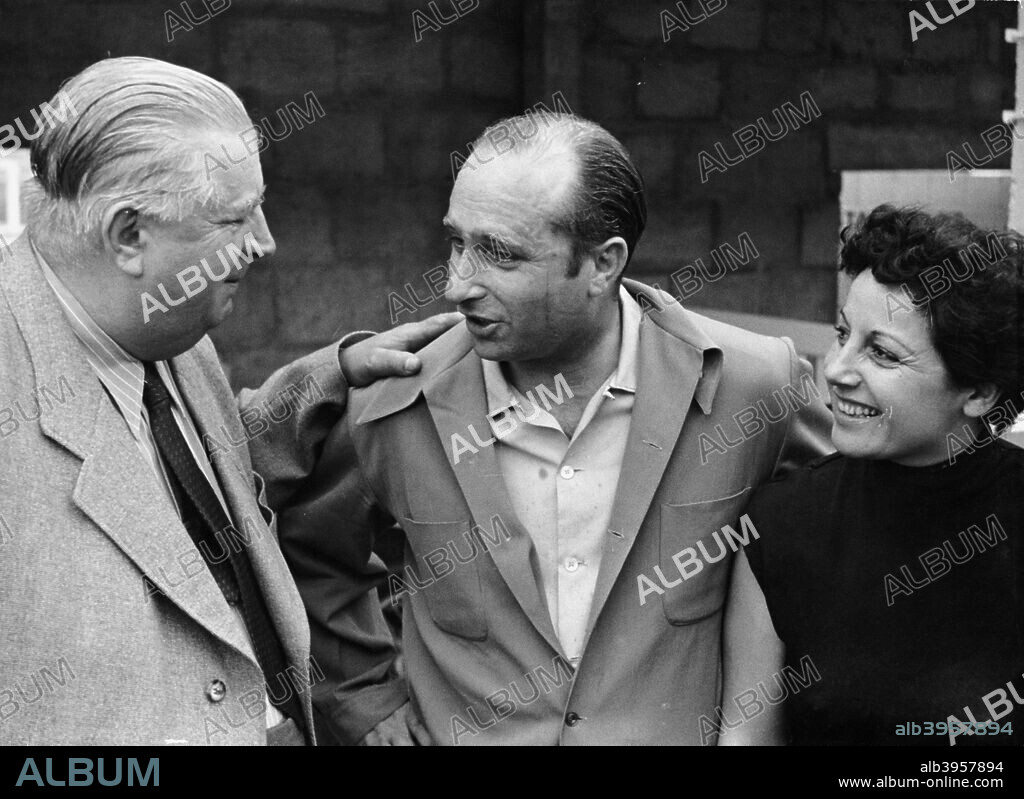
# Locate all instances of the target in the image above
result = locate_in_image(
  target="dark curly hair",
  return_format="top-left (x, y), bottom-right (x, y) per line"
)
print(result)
top-left (839, 204), bottom-right (1024, 436)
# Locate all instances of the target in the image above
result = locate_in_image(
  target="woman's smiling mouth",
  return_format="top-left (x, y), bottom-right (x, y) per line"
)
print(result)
top-left (832, 395), bottom-right (882, 420)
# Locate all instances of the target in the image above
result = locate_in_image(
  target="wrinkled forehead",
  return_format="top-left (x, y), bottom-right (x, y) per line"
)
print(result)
top-left (449, 147), bottom-right (578, 240)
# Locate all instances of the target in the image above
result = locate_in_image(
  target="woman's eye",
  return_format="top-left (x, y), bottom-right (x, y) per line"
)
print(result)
top-left (833, 325), bottom-right (848, 344)
top-left (446, 236), bottom-right (464, 253)
top-left (871, 345), bottom-right (899, 363)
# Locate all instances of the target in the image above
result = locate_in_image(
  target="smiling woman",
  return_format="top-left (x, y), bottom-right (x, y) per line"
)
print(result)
top-left (825, 270), bottom-right (995, 466)
top-left (718, 205), bottom-right (1024, 746)
top-left (829, 206), bottom-right (1022, 461)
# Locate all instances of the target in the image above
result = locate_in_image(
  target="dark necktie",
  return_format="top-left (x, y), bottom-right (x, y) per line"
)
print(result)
top-left (141, 361), bottom-right (305, 732)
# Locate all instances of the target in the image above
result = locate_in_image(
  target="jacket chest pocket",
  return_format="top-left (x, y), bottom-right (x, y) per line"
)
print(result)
top-left (658, 487), bottom-right (752, 625)
top-left (401, 518), bottom-right (488, 641)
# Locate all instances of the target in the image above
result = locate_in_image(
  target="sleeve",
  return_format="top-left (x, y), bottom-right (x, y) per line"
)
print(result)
top-left (274, 412), bottom-right (407, 744)
top-left (742, 493), bottom-right (770, 601)
top-left (740, 483), bottom-right (796, 648)
top-left (238, 342), bottom-right (350, 510)
top-left (771, 336), bottom-right (833, 478)
top-left (242, 344), bottom-right (407, 744)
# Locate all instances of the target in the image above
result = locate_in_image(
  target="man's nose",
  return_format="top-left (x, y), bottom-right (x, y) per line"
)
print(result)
top-left (444, 251), bottom-right (486, 305)
top-left (249, 206), bottom-right (276, 258)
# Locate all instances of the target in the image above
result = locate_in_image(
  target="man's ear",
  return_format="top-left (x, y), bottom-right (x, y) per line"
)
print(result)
top-left (962, 382), bottom-right (1001, 419)
top-left (588, 236), bottom-right (628, 297)
top-left (102, 203), bottom-right (145, 277)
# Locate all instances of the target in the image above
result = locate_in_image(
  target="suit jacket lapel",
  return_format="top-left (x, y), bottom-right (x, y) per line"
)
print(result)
top-left (423, 353), bottom-right (563, 655)
top-left (72, 398), bottom-right (252, 657)
top-left (3, 235), bottom-right (251, 657)
top-left (170, 351), bottom-right (312, 675)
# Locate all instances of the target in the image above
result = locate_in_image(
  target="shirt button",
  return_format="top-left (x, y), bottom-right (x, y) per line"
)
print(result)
top-left (565, 557), bottom-right (580, 572)
top-left (559, 466), bottom-right (575, 480)
top-left (206, 679), bottom-right (227, 703)
top-left (565, 711), bottom-right (582, 727)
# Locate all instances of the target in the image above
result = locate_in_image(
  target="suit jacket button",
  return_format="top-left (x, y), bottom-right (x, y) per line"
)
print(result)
top-left (207, 679), bottom-right (227, 702)
top-left (564, 711), bottom-right (581, 727)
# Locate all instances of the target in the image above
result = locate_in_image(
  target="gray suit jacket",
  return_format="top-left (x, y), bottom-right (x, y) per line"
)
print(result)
top-left (0, 234), bottom-right (391, 745)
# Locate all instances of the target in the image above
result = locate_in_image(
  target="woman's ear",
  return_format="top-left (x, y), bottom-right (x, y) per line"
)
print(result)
top-left (103, 203), bottom-right (144, 277)
top-left (962, 382), bottom-right (1001, 419)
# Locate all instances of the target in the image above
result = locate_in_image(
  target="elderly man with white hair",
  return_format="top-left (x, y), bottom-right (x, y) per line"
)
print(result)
top-left (0, 57), bottom-right (448, 746)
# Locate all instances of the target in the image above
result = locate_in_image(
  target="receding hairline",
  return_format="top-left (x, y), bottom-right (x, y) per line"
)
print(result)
top-left (450, 153), bottom-right (581, 249)
top-left (460, 126), bottom-right (584, 227)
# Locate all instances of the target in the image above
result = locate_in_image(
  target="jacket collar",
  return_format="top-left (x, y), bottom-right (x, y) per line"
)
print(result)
top-left (353, 278), bottom-right (724, 649)
top-left (356, 278), bottom-right (723, 425)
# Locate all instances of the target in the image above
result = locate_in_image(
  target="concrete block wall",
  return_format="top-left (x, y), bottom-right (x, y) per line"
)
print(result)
top-left (0, 0), bottom-right (1015, 387)
top-left (584, 0), bottom-right (1016, 322)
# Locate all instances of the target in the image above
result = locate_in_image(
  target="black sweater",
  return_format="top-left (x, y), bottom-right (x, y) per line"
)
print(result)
top-left (745, 439), bottom-right (1024, 746)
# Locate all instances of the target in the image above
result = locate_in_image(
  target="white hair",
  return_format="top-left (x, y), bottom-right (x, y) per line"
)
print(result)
top-left (26, 57), bottom-right (253, 256)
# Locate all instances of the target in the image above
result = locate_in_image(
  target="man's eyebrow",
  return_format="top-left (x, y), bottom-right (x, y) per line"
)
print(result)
top-left (441, 219), bottom-right (519, 251)
top-left (484, 232), bottom-right (517, 252)
top-left (223, 185), bottom-right (267, 217)
top-left (244, 185), bottom-right (267, 211)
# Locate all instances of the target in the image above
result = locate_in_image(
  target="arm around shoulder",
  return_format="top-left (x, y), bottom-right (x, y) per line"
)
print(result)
top-left (239, 342), bottom-right (350, 511)
top-left (275, 405), bottom-right (409, 745)
top-left (718, 549), bottom-right (786, 745)
top-left (772, 337), bottom-right (833, 478)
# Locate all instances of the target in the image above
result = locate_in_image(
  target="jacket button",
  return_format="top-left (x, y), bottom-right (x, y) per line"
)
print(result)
top-left (564, 711), bottom-right (581, 727)
top-left (206, 679), bottom-right (227, 702)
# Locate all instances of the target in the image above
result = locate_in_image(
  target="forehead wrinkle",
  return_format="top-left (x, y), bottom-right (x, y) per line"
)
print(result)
top-left (454, 146), bottom-right (577, 226)
top-left (444, 203), bottom-right (541, 247)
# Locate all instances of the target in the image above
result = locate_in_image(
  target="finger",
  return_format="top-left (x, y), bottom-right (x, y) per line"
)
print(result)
top-left (385, 312), bottom-right (463, 350)
top-left (359, 730), bottom-right (381, 746)
top-left (364, 348), bottom-right (421, 379)
top-left (390, 728), bottom-right (416, 746)
top-left (408, 714), bottom-right (433, 746)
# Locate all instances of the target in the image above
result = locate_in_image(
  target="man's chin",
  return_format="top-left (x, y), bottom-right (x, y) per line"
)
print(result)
top-left (130, 303), bottom-right (235, 360)
top-left (128, 327), bottom-right (209, 362)
top-left (469, 338), bottom-right (511, 362)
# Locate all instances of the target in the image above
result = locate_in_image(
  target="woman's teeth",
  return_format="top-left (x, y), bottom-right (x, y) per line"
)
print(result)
top-left (836, 398), bottom-right (880, 418)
